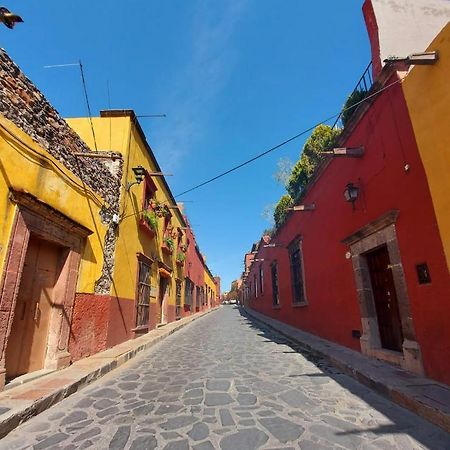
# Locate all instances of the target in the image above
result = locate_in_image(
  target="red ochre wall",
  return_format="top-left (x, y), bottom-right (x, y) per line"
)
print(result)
top-left (69, 294), bottom-right (135, 362)
top-left (248, 75), bottom-right (450, 385)
top-left (184, 222), bottom-right (205, 313)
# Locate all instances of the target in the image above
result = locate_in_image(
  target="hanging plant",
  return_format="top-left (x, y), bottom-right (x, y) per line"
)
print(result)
top-left (164, 236), bottom-right (175, 252)
top-left (142, 209), bottom-right (158, 231)
top-left (176, 251), bottom-right (186, 263)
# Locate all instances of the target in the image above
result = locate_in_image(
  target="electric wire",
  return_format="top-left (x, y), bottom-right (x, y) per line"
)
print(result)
top-left (79, 61), bottom-right (98, 151)
top-left (174, 76), bottom-right (405, 199)
top-left (120, 76), bottom-right (405, 222)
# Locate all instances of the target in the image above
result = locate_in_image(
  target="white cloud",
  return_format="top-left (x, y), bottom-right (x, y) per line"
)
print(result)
top-left (154, 0), bottom-right (249, 171)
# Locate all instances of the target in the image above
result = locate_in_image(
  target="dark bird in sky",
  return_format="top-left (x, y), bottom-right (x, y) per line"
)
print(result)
top-left (0, 7), bottom-right (23, 29)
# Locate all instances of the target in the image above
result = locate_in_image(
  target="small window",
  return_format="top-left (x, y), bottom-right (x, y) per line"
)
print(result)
top-left (289, 238), bottom-right (307, 304)
top-left (254, 274), bottom-right (258, 298)
top-left (259, 264), bottom-right (264, 295)
top-left (176, 279), bottom-right (182, 319)
top-left (136, 260), bottom-right (152, 327)
top-left (143, 176), bottom-right (157, 211)
top-left (271, 262), bottom-right (279, 306)
top-left (416, 263), bottom-right (431, 284)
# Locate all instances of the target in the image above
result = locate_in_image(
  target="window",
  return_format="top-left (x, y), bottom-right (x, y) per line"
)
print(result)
top-left (254, 274), bottom-right (258, 298)
top-left (184, 278), bottom-right (194, 307)
top-left (289, 239), bottom-right (307, 304)
top-left (143, 176), bottom-right (157, 210)
top-left (259, 264), bottom-right (264, 295)
top-left (136, 260), bottom-right (152, 327)
top-left (176, 279), bottom-right (182, 319)
top-left (271, 262), bottom-right (279, 306)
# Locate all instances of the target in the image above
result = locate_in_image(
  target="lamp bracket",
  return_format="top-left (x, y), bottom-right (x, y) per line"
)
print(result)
top-left (288, 203), bottom-right (316, 212)
top-left (321, 147), bottom-right (365, 158)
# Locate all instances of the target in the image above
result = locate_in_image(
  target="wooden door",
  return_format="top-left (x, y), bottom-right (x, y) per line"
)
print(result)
top-left (366, 245), bottom-right (404, 352)
top-left (6, 236), bottom-right (60, 379)
top-left (157, 278), bottom-right (168, 324)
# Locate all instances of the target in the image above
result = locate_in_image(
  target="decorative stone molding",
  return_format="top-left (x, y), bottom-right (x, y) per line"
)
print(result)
top-left (343, 210), bottom-right (424, 375)
top-left (0, 197), bottom-right (88, 390)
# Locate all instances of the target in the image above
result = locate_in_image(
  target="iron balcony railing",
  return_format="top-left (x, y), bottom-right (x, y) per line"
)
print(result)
top-left (333, 61), bottom-right (373, 129)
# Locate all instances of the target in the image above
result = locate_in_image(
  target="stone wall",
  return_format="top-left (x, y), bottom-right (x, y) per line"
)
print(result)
top-left (0, 49), bottom-right (122, 294)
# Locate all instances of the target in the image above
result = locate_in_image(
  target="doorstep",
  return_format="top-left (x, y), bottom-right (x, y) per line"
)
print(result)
top-left (243, 307), bottom-right (450, 434)
top-left (0, 307), bottom-right (219, 439)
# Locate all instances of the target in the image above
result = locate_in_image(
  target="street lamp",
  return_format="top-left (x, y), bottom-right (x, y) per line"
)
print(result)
top-left (343, 182), bottom-right (359, 210)
top-left (127, 166), bottom-right (146, 191)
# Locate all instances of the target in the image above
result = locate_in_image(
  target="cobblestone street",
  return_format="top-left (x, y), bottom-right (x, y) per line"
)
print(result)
top-left (1, 307), bottom-right (449, 450)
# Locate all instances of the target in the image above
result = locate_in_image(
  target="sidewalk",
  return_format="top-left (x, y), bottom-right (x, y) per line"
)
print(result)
top-left (243, 307), bottom-right (450, 434)
top-left (0, 307), bottom-right (219, 439)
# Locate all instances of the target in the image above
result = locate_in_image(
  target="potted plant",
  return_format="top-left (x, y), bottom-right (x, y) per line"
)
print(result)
top-left (176, 251), bottom-right (186, 265)
top-left (142, 209), bottom-right (158, 231)
top-left (164, 236), bottom-right (175, 252)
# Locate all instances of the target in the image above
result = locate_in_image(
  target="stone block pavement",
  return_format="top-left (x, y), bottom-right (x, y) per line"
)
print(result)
top-left (0, 306), bottom-right (448, 449)
top-left (244, 308), bottom-right (450, 434)
top-left (0, 308), bottom-right (218, 440)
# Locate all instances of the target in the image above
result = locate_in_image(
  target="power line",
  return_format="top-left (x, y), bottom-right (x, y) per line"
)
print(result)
top-left (78, 60), bottom-right (98, 151)
top-left (44, 60), bottom-right (99, 152)
top-left (174, 76), bottom-right (404, 199)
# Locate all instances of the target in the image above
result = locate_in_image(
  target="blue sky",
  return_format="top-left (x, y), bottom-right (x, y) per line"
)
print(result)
top-left (2, 1), bottom-right (370, 291)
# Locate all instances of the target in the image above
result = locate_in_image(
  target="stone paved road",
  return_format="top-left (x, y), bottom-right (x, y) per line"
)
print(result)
top-left (1, 307), bottom-right (449, 450)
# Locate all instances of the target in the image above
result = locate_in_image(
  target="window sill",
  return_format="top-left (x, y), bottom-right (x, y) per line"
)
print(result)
top-left (161, 245), bottom-right (173, 255)
top-left (132, 325), bottom-right (149, 333)
top-left (272, 304), bottom-right (281, 310)
top-left (138, 219), bottom-right (156, 238)
top-left (292, 302), bottom-right (308, 308)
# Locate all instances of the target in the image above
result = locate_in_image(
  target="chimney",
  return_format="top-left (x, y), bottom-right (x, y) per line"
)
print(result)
top-left (363, 0), bottom-right (450, 78)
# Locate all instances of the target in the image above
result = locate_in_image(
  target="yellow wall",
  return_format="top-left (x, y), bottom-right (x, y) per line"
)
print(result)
top-left (0, 116), bottom-right (106, 293)
top-left (204, 269), bottom-right (217, 307)
top-left (67, 115), bottom-right (186, 314)
top-left (402, 23), bottom-right (450, 271)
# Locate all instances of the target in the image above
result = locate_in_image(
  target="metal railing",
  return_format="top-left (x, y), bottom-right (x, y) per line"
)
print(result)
top-left (333, 61), bottom-right (373, 129)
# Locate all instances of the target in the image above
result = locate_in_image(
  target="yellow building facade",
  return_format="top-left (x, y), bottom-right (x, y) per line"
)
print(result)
top-left (67, 110), bottom-right (189, 356)
top-left (204, 267), bottom-right (217, 309)
top-left (402, 23), bottom-right (450, 271)
top-left (0, 50), bottom-right (119, 388)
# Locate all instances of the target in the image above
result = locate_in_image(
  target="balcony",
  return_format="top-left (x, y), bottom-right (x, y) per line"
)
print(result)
top-left (333, 62), bottom-right (373, 130)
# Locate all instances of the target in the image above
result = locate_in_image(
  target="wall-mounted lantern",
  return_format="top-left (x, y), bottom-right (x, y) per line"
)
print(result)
top-left (343, 182), bottom-right (359, 210)
top-left (127, 166), bottom-right (146, 191)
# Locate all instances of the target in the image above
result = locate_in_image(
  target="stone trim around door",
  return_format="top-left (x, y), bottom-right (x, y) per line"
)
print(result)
top-left (342, 210), bottom-right (424, 375)
top-left (0, 191), bottom-right (91, 390)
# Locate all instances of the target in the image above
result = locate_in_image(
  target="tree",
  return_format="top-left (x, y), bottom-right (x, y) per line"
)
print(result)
top-left (273, 157), bottom-right (293, 186)
top-left (226, 280), bottom-right (239, 301)
top-left (341, 90), bottom-right (368, 127)
top-left (286, 124), bottom-right (340, 201)
top-left (273, 194), bottom-right (294, 228)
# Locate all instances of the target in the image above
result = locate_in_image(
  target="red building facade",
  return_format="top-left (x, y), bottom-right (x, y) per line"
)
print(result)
top-left (246, 68), bottom-right (450, 385)
top-left (183, 217), bottom-right (206, 315)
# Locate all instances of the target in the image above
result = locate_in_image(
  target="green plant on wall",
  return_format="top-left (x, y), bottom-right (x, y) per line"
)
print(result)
top-left (176, 251), bottom-right (186, 263)
top-left (164, 236), bottom-right (175, 252)
top-left (142, 209), bottom-right (158, 231)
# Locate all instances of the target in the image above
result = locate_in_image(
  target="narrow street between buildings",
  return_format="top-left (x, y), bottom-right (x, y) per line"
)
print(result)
top-left (1, 307), bottom-right (449, 450)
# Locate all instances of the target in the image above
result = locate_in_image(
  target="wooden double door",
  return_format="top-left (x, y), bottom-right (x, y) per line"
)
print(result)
top-left (6, 236), bottom-right (62, 379)
top-left (366, 245), bottom-right (404, 352)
